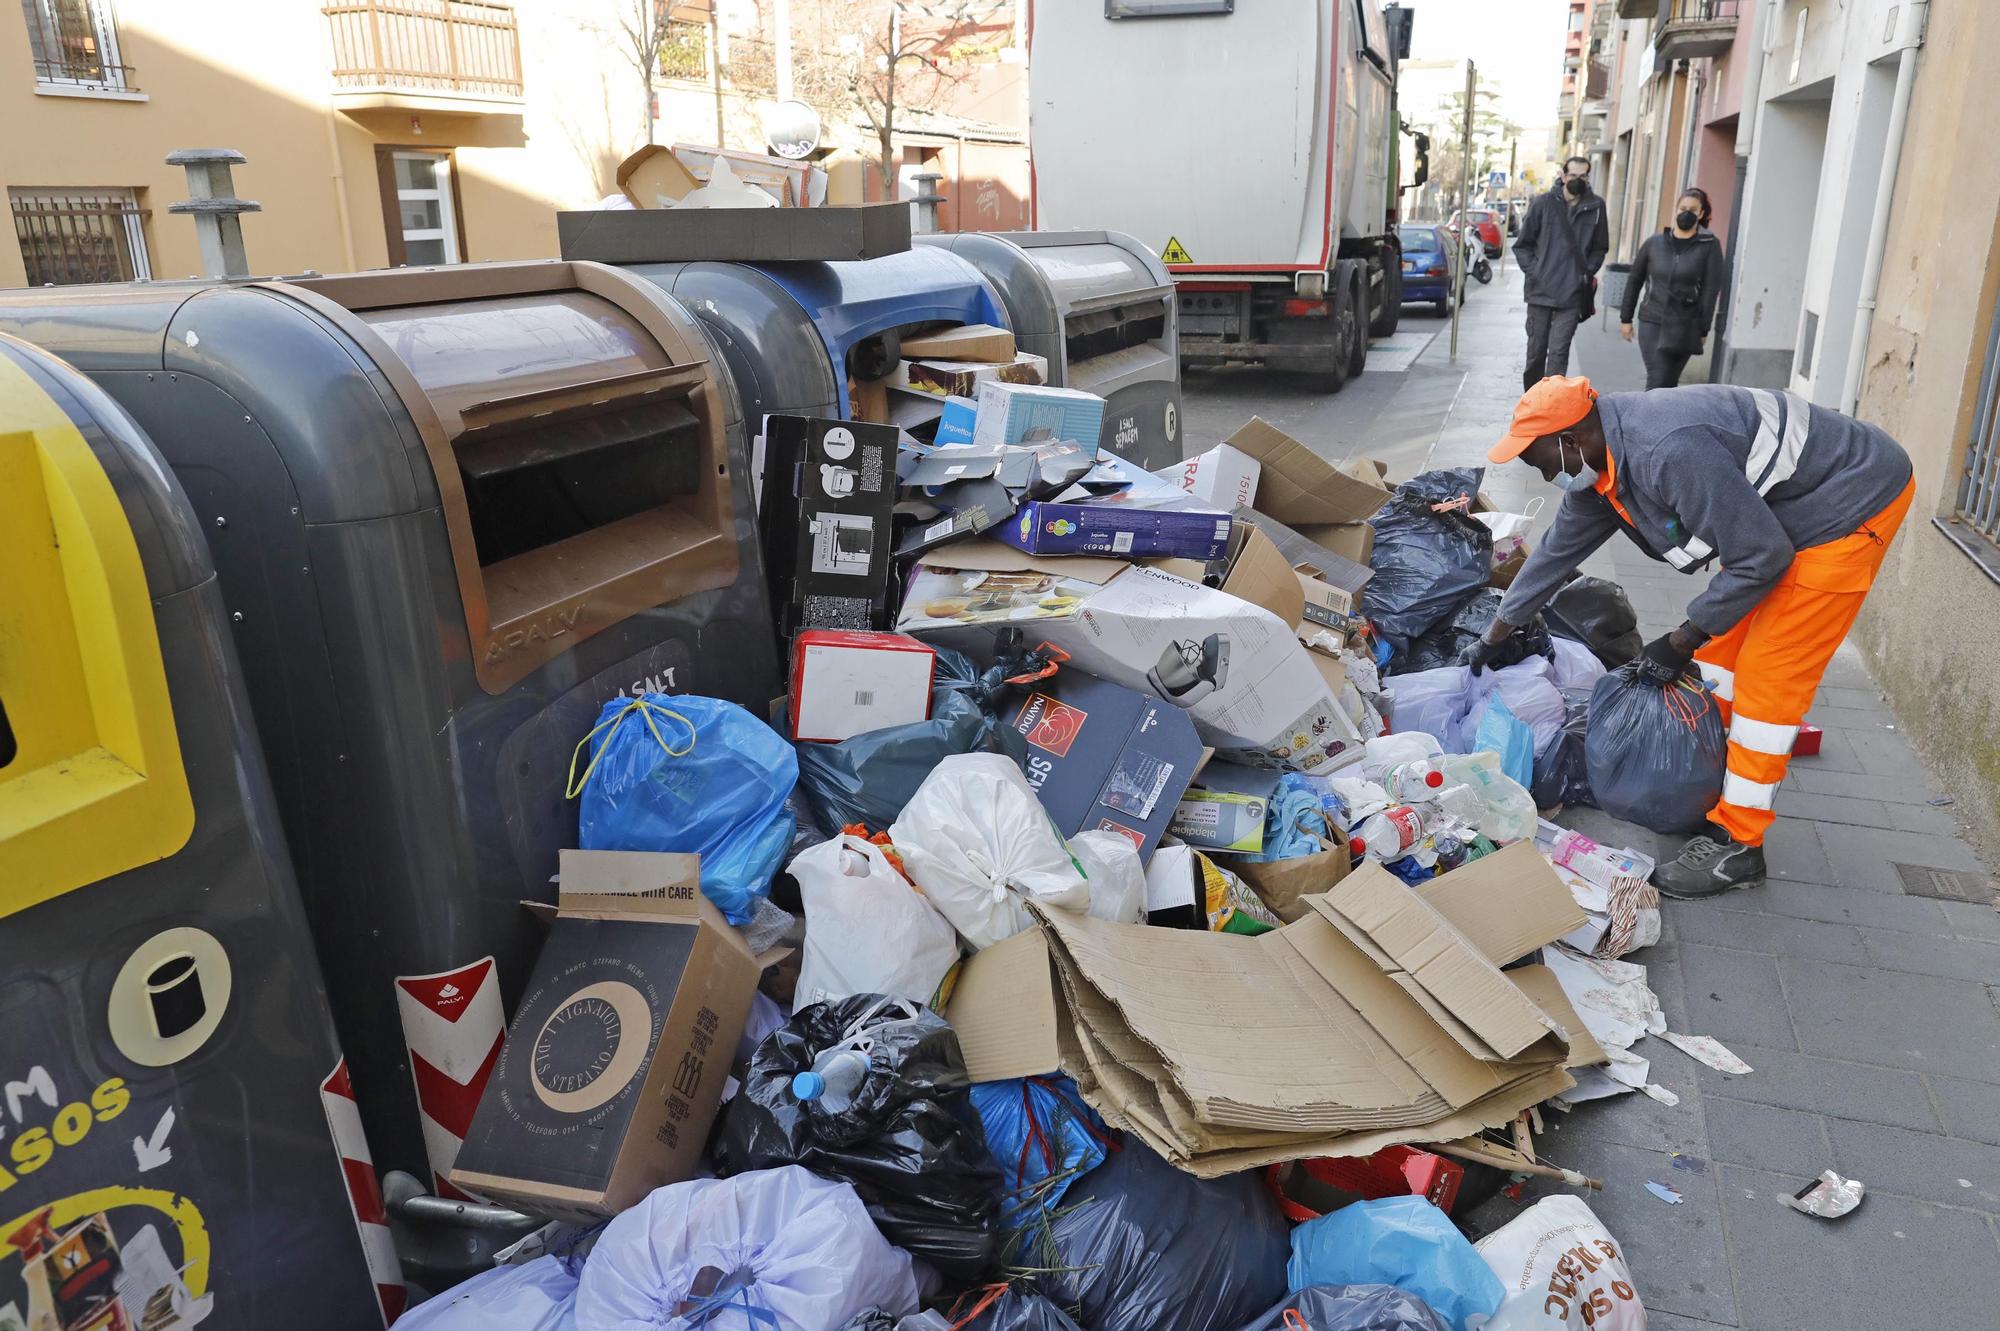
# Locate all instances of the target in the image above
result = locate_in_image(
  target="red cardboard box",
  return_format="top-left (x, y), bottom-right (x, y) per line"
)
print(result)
top-left (1793, 724), bottom-right (1823, 757)
top-left (791, 630), bottom-right (937, 742)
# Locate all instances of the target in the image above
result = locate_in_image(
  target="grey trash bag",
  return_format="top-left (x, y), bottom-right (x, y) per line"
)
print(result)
top-left (1531, 687), bottom-right (1596, 811)
top-left (1233, 1285), bottom-right (1452, 1331)
top-left (1361, 469), bottom-right (1494, 653)
top-left (956, 1287), bottom-right (1086, 1331)
top-left (1007, 1134), bottom-right (1288, 1331)
top-left (1585, 663), bottom-right (1727, 834)
top-left (1546, 577), bottom-right (1643, 669)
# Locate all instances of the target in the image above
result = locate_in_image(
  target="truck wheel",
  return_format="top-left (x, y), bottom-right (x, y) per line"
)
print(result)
top-left (1345, 267), bottom-right (1370, 380)
top-left (1368, 255), bottom-right (1401, 338)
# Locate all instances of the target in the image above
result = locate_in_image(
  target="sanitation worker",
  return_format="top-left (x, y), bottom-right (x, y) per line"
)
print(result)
top-left (1462, 376), bottom-right (1914, 899)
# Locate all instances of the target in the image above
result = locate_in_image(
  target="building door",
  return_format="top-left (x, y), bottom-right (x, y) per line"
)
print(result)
top-left (375, 148), bottom-right (463, 267)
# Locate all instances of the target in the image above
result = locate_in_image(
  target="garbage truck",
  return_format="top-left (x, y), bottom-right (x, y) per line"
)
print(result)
top-left (1029, 0), bottom-right (1414, 388)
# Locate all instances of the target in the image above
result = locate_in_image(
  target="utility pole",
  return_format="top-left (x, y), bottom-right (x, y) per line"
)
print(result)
top-left (707, 2), bottom-right (725, 146)
top-left (1503, 136), bottom-right (1517, 276)
top-left (1451, 60), bottom-right (1475, 360)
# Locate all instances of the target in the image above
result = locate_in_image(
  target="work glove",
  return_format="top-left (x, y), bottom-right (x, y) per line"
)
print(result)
top-left (1637, 623), bottom-right (1706, 685)
top-left (1456, 632), bottom-right (1509, 675)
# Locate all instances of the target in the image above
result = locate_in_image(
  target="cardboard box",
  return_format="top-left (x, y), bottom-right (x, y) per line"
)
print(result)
top-left (1166, 442), bottom-right (1262, 510)
top-left (613, 143), bottom-right (701, 207)
top-left (449, 851), bottom-right (761, 1220)
top-left (1222, 524), bottom-right (1306, 629)
top-left (1230, 508), bottom-right (1373, 606)
top-left (945, 841), bottom-right (1591, 1176)
top-left (1234, 837), bottom-right (1351, 923)
top-left (1225, 418), bottom-right (1390, 527)
top-left (934, 396), bottom-right (978, 446)
top-left (1006, 668), bottom-right (1203, 859)
top-left (972, 381), bottom-right (1107, 447)
top-left (1002, 492), bottom-right (1234, 561)
top-left (760, 416), bottom-right (899, 639)
top-left (894, 478), bottom-right (1014, 558)
top-left (1170, 788), bottom-right (1269, 853)
top-left (557, 201), bottom-right (911, 264)
top-left (791, 630), bottom-right (936, 742)
top-left (901, 323), bottom-right (1018, 363)
top-left (1295, 521), bottom-right (1374, 567)
top-left (890, 352), bottom-right (1048, 399)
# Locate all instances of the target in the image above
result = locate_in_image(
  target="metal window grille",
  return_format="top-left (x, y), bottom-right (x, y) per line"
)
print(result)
top-left (19, 0), bottom-right (134, 89)
top-left (8, 187), bottom-right (151, 286)
top-left (658, 18), bottom-right (708, 82)
top-left (1949, 297), bottom-right (2000, 566)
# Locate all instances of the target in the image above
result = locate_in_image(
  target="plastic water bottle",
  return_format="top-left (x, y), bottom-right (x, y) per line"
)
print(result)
top-left (791, 1048), bottom-right (869, 1113)
top-left (1385, 760), bottom-right (1446, 803)
top-left (1349, 804), bottom-right (1430, 861)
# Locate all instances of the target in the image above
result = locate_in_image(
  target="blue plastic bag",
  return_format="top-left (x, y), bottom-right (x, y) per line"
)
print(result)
top-left (1287, 1197), bottom-right (1504, 1331)
top-left (1473, 695), bottom-right (1536, 791)
top-left (971, 1075), bottom-right (1112, 1228)
top-left (573, 694), bottom-right (798, 924)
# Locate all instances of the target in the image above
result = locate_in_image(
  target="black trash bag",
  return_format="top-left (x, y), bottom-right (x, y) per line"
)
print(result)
top-left (838, 1314), bottom-right (897, 1331)
top-left (1233, 1285), bottom-right (1452, 1331)
top-left (795, 647), bottom-right (1031, 837)
top-left (1360, 470), bottom-right (1494, 654)
top-left (1546, 576), bottom-right (1644, 668)
top-left (1006, 1133), bottom-right (1288, 1331)
top-left (713, 994), bottom-right (1002, 1285)
top-left (960, 1287), bottom-right (1087, 1331)
top-left (1585, 664), bottom-right (1728, 834)
top-left (1532, 687), bottom-right (1596, 811)
top-left (1392, 587), bottom-right (1554, 677)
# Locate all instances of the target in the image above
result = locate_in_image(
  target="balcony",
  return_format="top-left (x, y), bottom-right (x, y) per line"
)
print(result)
top-left (1556, 92), bottom-right (1577, 120)
top-left (324, 0), bottom-right (523, 114)
top-left (1615, 0), bottom-right (1658, 18)
top-left (1655, 0), bottom-right (1740, 62)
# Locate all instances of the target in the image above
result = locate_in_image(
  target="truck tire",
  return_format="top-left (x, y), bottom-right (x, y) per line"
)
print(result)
top-left (1345, 265), bottom-right (1370, 381)
top-left (1368, 252), bottom-right (1401, 338)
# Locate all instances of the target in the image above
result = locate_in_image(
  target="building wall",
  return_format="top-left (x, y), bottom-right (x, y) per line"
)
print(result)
top-left (1851, 0), bottom-right (2000, 852)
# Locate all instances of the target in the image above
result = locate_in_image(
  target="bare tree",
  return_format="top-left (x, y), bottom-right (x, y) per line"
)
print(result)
top-left (599, 0), bottom-right (689, 146)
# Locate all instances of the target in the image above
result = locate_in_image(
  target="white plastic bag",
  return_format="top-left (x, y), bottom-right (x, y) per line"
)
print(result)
top-left (1473, 1195), bottom-right (1644, 1331)
top-left (1548, 636), bottom-right (1607, 691)
top-left (1473, 498), bottom-right (1543, 564)
top-left (1386, 666), bottom-right (1480, 752)
top-left (890, 753), bottom-right (1090, 950)
top-left (791, 834), bottom-right (962, 1012)
top-left (397, 1255), bottom-right (578, 1330)
top-left (1473, 664), bottom-right (1568, 758)
top-left (1069, 830), bottom-right (1148, 924)
top-left (578, 1167), bottom-right (921, 1331)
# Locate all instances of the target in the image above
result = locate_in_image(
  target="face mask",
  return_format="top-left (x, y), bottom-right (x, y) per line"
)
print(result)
top-left (1565, 177), bottom-right (1587, 197)
top-left (1676, 209), bottom-right (1700, 231)
top-left (1551, 436), bottom-right (1598, 492)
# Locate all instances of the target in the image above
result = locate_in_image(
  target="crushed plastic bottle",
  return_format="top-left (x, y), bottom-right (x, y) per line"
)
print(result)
top-left (1385, 760), bottom-right (1447, 803)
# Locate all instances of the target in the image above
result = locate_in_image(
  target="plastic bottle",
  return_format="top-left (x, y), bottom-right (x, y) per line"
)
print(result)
top-left (1349, 804), bottom-right (1430, 861)
top-left (1385, 760), bottom-right (1446, 803)
top-left (790, 1048), bottom-right (869, 1113)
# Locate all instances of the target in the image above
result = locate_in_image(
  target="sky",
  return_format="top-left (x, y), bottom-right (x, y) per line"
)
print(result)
top-left (1403, 0), bottom-right (1574, 135)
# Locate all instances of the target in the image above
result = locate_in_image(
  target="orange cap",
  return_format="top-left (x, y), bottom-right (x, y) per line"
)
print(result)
top-left (1490, 375), bottom-right (1598, 463)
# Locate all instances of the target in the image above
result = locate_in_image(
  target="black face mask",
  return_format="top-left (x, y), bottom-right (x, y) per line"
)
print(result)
top-left (1565, 177), bottom-right (1587, 198)
top-left (1675, 209), bottom-right (1700, 231)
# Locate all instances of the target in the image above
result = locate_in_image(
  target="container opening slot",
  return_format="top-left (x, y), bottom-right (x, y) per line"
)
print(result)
top-left (457, 396), bottom-right (703, 568)
top-left (0, 697), bottom-right (13, 771)
top-left (1065, 303), bottom-right (1169, 365)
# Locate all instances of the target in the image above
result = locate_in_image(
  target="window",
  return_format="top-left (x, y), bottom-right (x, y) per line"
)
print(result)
top-left (8, 186), bottom-right (150, 285)
top-left (1944, 294), bottom-right (2000, 580)
top-left (19, 0), bottom-right (133, 90)
top-left (658, 17), bottom-right (708, 81)
top-left (375, 149), bottom-right (462, 266)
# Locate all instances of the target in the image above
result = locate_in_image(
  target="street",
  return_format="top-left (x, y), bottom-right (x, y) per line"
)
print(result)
top-left (1186, 257), bottom-right (2000, 1331)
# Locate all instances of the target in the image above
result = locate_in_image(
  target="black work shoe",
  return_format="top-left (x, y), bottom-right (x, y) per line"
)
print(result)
top-left (1653, 834), bottom-right (1767, 900)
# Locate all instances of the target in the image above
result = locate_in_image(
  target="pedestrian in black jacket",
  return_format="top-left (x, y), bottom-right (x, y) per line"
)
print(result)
top-left (1512, 155), bottom-right (1609, 393)
top-left (1620, 187), bottom-right (1728, 389)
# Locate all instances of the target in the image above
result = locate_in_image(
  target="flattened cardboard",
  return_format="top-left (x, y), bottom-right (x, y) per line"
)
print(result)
top-left (449, 850), bottom-right (760, 1221)
top-left (945, 928), bottom-right (1061, 1082)
top-left (1227, 419), bottom-right (1390, 526)
top-left (1312, 866), bottom-right (1566, 1062)
top-left (902, 323), bottom-right (1017, 363)
top-left (558, 202), bottom-right (911, 263)
top-left (1230, 508), bottom-right (1374, 601)
top-left (1295, 521), bottom-right (1375, 567)
top-left (1510, 966), bottom-right (1609, 1070)
top-left (1221, 524), bottom-right (1306, 630)
top-left (1412, 841), bottom-right (1589, 967)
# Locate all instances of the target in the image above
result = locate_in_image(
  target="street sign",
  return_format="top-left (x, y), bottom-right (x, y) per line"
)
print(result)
top-left (1488, 170), bottom-right (1507, 188)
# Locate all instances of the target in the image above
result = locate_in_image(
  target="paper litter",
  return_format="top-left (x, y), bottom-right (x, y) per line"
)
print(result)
top-left (1784, 1170), bottom-right (1865, 1219)
top-left (1644, 1180), bottom-right (1684, 1205)
top-left (1658, 1031), bottom-right (1753, 1075)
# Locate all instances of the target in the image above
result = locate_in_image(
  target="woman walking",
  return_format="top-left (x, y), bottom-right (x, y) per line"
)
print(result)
top-left (1619, 187), bottom-right (1727, 389)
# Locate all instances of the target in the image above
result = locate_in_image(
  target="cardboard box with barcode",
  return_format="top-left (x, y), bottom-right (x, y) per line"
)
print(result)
top-left (1227, 418), bottom-right (1391, 567)
top-left (944, 840), bottom-right (1597, 1177)
top-left (760, 416), bottom-right (899, 640)
top-left (973, 381), bottom-right (1107, 447)
top-left (450, 850), bottom-right (761, 1220)
top-left (790, 630), bottom-right (936, 742)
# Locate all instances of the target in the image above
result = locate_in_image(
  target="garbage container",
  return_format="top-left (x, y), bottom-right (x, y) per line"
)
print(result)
top-left (0, 261), bottom-right (783, 1190)
top-left (1599, 262), bottom-right (1633, 325)
top-left (0, 333), bottom-right (399, 1328)
top-left (919, 230), bottom-right (1184, 469)
top-left (620, 246), bottom-right (1010, 452)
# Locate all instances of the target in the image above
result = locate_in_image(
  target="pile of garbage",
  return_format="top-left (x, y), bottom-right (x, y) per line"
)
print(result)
top-left (404, 387), bottom-right (1743, 1330)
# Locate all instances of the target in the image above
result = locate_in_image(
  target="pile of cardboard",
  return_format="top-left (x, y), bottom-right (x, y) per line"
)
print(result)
top-left (947, 841), bottom-right (1609, 1177)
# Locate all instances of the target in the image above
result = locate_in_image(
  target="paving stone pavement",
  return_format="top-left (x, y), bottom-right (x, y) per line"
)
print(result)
top-left (1190, 261), bottom-right (2000, 1329)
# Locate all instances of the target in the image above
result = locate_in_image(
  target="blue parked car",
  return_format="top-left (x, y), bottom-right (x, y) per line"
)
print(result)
top-left (1399, 225), bottom-right (1463, 315)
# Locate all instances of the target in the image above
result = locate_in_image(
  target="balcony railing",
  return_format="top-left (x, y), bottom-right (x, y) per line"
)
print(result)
top-left (1655, 0), bottom-right (1740, 62)
top-left (324, 0), bottom-right (523, 102)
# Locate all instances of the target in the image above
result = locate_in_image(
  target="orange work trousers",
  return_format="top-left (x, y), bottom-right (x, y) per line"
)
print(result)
top-left (1693, 478), bottom-right (1915, 846)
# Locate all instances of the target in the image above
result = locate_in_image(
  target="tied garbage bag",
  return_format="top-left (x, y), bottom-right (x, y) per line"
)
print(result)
top-left (1385, 667), bottom-right (1481, 755)
top-left (1361, 469), bottom-right (1495, 653)
top-left (1008, 1132), bottom-right (1289, 1331)
top-left (577, 1167), bottom-right (921, 1331)
top-left (1393, 588), bottom-right (1554, 677)
top-left (949, 1286), bottom-right (1087, 1331)
top-left (714, 995), bottom-right (1002, 1283)
top-left (791, 834), bottom-right (962, 1013)
top-left (396, 1254), bottom-right (579, 1330)
top-left (890, 753), bottom-right (1090, 950)
top-left (1549, 636), bottom-right (1607, 692)
top-left (1531, 688), bottom-right (1595, 812)
top-left (1473, 1195), bottom-right (1644, 1331)
top-left (1545, 577), bottom-right (1643, 669)
top-left (1471, 663), bottom-right (1568, 759)
top-left (574, 695), bottom-right (796, 924)
top-left (970, 1075), bottom-right (1114, 1229)
top-left (1288, 1196), bottom-right (1504, 1331)
top-left (1068, 831), bottom-right (1148, 924)
top-left (1585, 664), bottom-right (1727, 834)
top-left (1233, 1284), bottom-right (1452, 1331)
top-left (797, 648), bottom-right (1031, 838)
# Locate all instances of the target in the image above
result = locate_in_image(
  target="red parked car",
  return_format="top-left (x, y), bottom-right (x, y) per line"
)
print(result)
top-left (1450, 209), bottom-right (1505, 258)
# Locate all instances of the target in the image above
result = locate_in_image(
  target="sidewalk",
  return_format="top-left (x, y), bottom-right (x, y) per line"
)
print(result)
top-left (1421, 263), bottom-right (2000, 1331)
